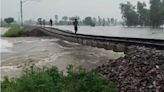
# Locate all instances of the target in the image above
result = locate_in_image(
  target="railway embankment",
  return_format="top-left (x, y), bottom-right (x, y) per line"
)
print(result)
top-left (97, 47), bottom-right (164, 92)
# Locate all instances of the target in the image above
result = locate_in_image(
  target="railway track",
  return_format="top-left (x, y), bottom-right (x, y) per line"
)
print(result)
top-left (36, 27), bottom-right (164, 50)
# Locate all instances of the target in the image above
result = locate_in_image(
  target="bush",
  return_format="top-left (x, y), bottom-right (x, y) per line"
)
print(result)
top-left (1, 65), bottom-right (118, 92)
top-left (2, 25), bottom-right (24, 37)
top-left (4, 17), bottom-right (14, 24)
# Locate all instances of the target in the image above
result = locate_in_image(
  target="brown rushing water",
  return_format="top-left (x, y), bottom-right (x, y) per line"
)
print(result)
top-left (0, 32), bottom-right (124, 80)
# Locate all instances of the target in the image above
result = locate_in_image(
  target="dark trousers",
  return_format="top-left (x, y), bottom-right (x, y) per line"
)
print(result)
top-left (74, 26), bottom-right (78, 34)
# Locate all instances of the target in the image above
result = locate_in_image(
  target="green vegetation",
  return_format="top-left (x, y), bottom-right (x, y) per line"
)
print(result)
top-left (137, 2), bottom-right (150, 26)
top-left (37, 16), bottom-right (117, 26)
top-left (150, 0), bottom-right (164, 27)
top-left (4, 17), bottom-right (14, 24)
top-left (1, 65), bottom-right (118, 92)
top-left (2, 25), bottom-right (25, 37)
top-left (120, 0), bottom-right (164, 27)
top-left (1, 17), bottom-right (15, 27)
top-left (120, 2), bottom-right (139, 27)
top-left (83, 17), bottom-right (96, 26)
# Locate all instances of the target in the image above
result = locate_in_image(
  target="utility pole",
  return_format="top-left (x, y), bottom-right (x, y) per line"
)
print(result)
top-left (20, 0), bottom-right (23, 26)
top-left (20, 0), bottom-right (37, 26)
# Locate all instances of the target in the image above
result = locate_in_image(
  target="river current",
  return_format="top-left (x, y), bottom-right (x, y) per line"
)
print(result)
top-left (0, 27), bottom-right (124, 80)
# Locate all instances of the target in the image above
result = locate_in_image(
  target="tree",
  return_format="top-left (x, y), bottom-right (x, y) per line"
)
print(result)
top-left (150, 0), bottom-right (163, 27)
top-left (68, 16), bottom-right (80, 25)
top-left (111, 18), bottom-right (115, 25)
top-left (137, 1), bottom-right (150, 26)
top-left (120, 2), bottom-right (138, 26)
top-left (92, 17), bottom-right (97, 26)
top-left (107, 18), bottom-right (111, 25)
top-left (98, 16), bottom-right (102, 26)
top-left (161, 0), bottom-right (164, 22)
top-left (102, 18), bottom-right (106, 26)
top-left (114, 19), bottom-right (118, 25)
top-left (37, 18), bottom-right (42, 25)
top-left (83, 17), bottom-right (95, 26)
top-left (62, 16), bottom-right (68, 25)
top-left (120, 0), bottom-right (163, 27)
top-left (4, 17), bottom-right (14, 24)
top-left (55, 15), bottom-right (58, 25)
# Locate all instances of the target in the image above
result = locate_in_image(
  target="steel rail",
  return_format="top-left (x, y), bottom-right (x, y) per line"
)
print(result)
top-left (36, 27), bottom-right (164, 50)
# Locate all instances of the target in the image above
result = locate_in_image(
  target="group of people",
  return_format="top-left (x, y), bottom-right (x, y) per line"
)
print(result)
top-left (40, 18), bottom-right (79, 34)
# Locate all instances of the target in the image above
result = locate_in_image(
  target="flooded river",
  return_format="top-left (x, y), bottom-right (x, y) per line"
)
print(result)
top-left (0, 27), bottom-right (124, 80)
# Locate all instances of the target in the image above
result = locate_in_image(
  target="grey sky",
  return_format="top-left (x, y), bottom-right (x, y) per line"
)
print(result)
top-left (1, 0), bottom-right (150, 21)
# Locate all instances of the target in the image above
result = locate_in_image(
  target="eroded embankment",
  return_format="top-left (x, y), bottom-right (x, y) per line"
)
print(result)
top-left (97, 48), bottom-right (164, 92)
top-left (22, 26), bottom-right (49, 36)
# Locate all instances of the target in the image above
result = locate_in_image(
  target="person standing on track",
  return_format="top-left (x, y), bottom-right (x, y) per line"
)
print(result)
top-left (73, 19), bottom-right (79, 34)
top-left (50, 18), bottom-right (53, 27)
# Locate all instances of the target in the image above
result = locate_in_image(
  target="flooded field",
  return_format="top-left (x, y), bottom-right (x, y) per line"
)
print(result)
top-left (54, 26), bottom-right (164, 40)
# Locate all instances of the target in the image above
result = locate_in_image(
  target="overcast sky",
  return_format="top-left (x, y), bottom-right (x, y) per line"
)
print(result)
top-left (1, 0), bottom-right (150, 21)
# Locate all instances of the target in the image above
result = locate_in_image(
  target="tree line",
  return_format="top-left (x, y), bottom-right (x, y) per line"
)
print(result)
top-left (37, 16), bottom-right (118, 27)
top-left (0, 17), bottom-right (15, 27)
top-left (120, 0), bottom-right (164, 27)
top-left (1, 16), bottom-right (118, 27)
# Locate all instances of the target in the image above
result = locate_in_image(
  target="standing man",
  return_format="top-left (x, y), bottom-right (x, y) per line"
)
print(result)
top-left (73, 19), bottom-right (79, 34)
top-left (50, 18), bottom-right (53, 27)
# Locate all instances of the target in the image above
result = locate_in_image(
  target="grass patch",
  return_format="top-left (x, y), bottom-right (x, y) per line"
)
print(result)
top-left (1, 65), bottom-right (118, 92)
top-left (2, 25), bottom-right (25, 37)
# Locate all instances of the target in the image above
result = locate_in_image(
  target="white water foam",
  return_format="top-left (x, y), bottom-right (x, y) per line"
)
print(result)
top-left (0, 39), bottom-right (13, 53)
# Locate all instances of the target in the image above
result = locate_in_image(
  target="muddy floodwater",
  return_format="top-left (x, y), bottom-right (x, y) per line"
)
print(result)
top-left (0, 29), bottom-right (124, 80)
top-left (3, 25), bottom-right (163, 80)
